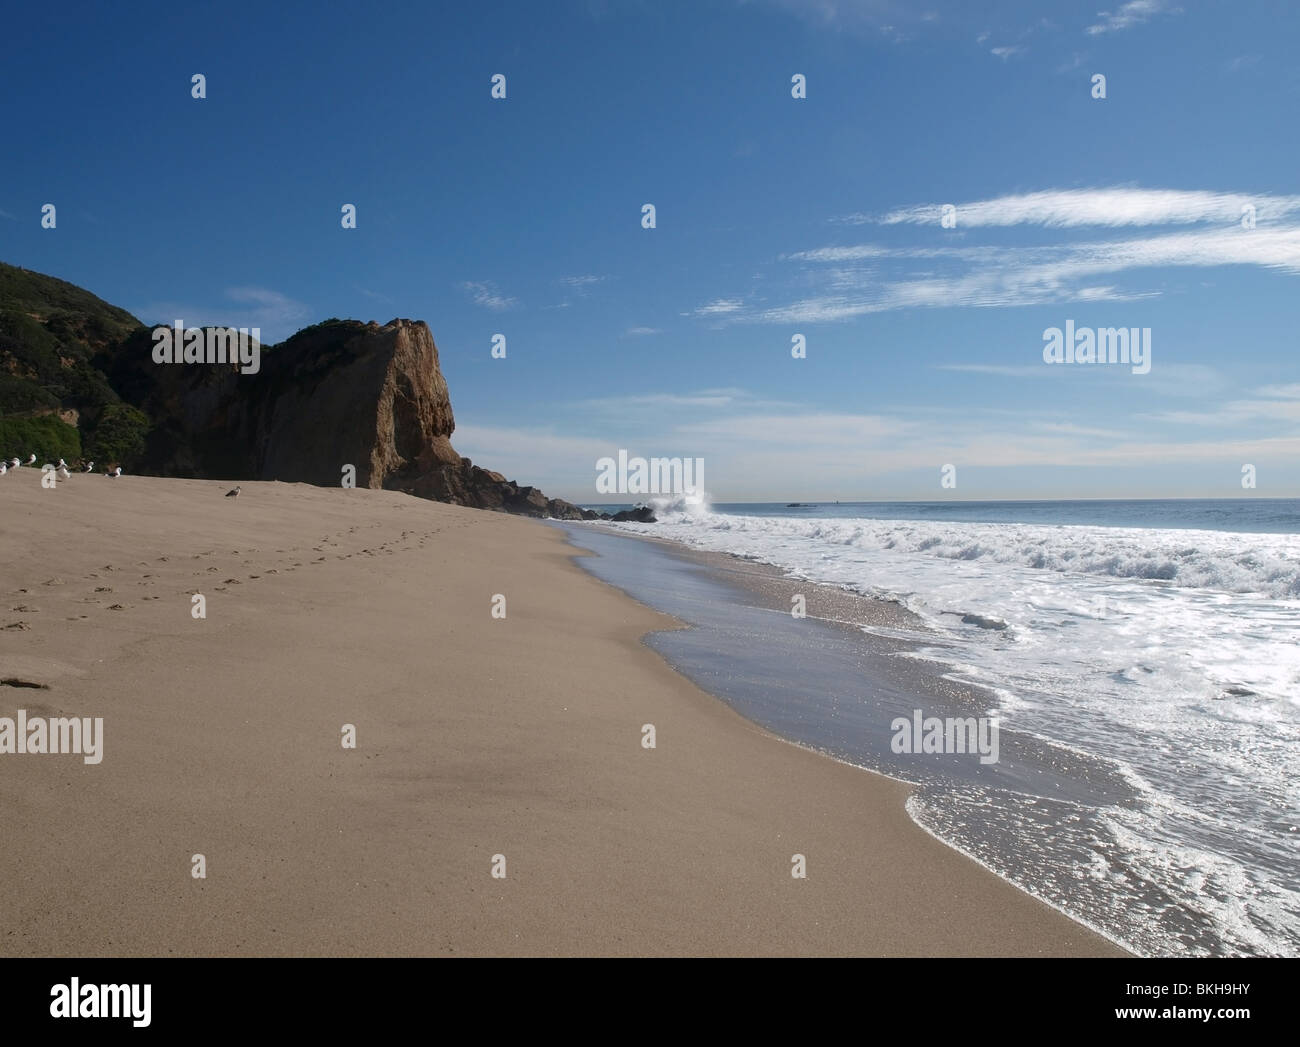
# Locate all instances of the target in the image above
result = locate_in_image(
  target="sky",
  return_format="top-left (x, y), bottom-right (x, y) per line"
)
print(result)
top-left (3, 0), bottom-right (1299, 502)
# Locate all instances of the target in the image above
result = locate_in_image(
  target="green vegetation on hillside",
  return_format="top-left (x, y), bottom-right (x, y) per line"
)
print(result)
top-left (0, 414), bottom-right (82, 462)
top-left (84, 403), bottom-right (149, 465)
top-left (0, 263), bottom-right (142, 417)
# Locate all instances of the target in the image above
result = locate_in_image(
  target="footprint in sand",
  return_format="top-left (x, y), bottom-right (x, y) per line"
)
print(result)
top-left (4, 621), bottom-right (32, 631)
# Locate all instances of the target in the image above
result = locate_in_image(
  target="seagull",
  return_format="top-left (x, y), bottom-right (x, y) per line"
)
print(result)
top-left (56, 458), bottom-right (67, 469)
top-left (24, 454), bottom-right (36, 466)
top-left (106, 466), bottom-right (122, 478)
top-left (83, 461), bottom-right (95, 473)
top-left (56, 465), bottom-right (71, 481)
top-left (0, 463), bottom-right (7, 476)
top-left (225, 486), bottom-right (241, 498)
top-left (8, 458), bottom-right (19, 468)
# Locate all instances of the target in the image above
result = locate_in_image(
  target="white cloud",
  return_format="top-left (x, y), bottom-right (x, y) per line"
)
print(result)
top-left (936, 364), bottom-right (1069, 378)
top-left (1086, 0), bottom-right (1180, 36)
top-left (1256, 383), bottom-right (1300, 400)
top-left (457, 281), bottom-right (518, 311)
top-left (578, 388), bottom-right (801, 414)
top-left (558, 274), bottom-right (606, 294)
top-left (623, 326), bottom-right (662, 336)
top-left (740, 220), bottom-right (1300, 323)
top-left (692, 297), bottom-right (745, 317)
top-left (741, 0), bottom-right (918, 42)
top-left (872, 188), bottom-right (1300, 229)
top-left (990, 45), bottom-right (1025, 60)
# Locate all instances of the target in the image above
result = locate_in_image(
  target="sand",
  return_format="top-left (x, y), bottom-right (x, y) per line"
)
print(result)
top-left (0, 475), bottom-right (1124, 955)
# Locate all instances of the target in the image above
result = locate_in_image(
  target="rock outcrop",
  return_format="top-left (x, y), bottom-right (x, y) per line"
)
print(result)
top-left (2, 256), bottom-right (640, 521)
top-left (102, 318), bottom-right (597, 519)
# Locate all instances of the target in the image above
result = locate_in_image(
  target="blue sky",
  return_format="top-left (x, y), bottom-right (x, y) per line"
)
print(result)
top-left (3, 0), bottom-right (1298, 502)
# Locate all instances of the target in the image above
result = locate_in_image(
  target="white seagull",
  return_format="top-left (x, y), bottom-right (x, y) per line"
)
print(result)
top-left (56, 465), bottom-right (71, 481)
top-left (107, 466), bottom-right (122, 478)
top-left (8, 458), bottom-right (19, 468)
top-left (83, 461), bottom-right (95, 472)
top-left (56, 458), bottom-right (67, 469)
top-left (0, 463), bottom-right (7, 476)
top-left (225, 486), bottom-right (241, 498)
top-left (24, 454), bottom-right (36, 466)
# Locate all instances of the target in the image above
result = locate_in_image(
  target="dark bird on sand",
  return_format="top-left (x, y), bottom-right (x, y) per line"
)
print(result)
top-left (225, 486), bottom-right (241, 498)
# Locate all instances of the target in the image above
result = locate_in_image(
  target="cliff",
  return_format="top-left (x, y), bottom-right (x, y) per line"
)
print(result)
top-left (1, 262), bottom-right (604, 519)
top-left (101, 317), bottom-right (596, 519)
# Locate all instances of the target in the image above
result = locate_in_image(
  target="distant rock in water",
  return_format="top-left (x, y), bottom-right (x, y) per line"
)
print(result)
top-left (103, 317), bottom-right (593, 519)
top-left (607, 506), bottom-right (657, 523)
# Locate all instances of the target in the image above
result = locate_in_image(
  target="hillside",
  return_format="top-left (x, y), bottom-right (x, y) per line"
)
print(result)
top-left (0, 261), bottom-right (595, 518)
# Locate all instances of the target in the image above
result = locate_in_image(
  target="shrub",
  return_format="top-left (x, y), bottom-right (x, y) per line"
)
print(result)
top-left (84, 403), bottom-right (150, 466)
top-left (0, 414), bottom-right (82, 463)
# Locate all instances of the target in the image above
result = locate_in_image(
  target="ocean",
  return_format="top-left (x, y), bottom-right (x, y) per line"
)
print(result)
top-left (570, 499), bottom-right (1300, 956)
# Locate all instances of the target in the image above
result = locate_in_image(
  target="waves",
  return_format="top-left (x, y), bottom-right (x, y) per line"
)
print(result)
top-left (636, 509), bottom-right (1300, 599)
top-left (593, 502), bottom-right (1300, 954)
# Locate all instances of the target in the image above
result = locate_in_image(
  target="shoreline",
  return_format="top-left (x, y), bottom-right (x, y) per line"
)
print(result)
top-left (561, 521), bottom-right (1138, 955)
top-left (0, 477), bottom-right (1123, 955)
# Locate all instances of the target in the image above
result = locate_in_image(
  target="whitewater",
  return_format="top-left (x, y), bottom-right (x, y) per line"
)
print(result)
top-left (594, 499), bottom-right (1300, 956)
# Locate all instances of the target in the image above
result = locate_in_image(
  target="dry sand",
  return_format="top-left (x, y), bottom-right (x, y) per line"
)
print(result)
top-left (0, 475), bottom-right (1124, 955)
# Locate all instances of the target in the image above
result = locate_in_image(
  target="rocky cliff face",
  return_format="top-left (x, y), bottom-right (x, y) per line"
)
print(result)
top-left (103, 318), bottom-right (597, 519)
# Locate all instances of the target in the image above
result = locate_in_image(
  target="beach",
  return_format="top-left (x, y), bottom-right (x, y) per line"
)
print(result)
top-left (0, 477), bottom-right (1121, 956)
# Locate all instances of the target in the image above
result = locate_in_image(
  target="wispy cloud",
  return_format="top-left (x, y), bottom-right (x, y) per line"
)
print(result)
top-left (990, 45), bottom-right (1025, 60)
top-left (691, 297), bottom-right (745, 317)
top-left (457, 280), bottom-right (518, 311)
top-left (136, 286), bottom-right (311, 343)
top-left (743, 0), bottom-right (921, 42)
top-left (623, 326), bottom-right (662, 336)
top-left (558, 274), bottom-right (606, 294)
top-left (724, 208), bottom-right (1300, 324)
top-left (864, 188), bottom-right (1300, 229)
top-left (936, 364), bottom-right (1067, 379)
top-left (935, 363), bottom-right (1225, 399)
top-left (1141, 382), bottom-right (1300, 425)
top-left (1086, 0), bottom-right (1180, 36)
top-left (1226, 54), bottom-right (1261, 73)
top-left (579, 388), bottom-right (800, 414)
